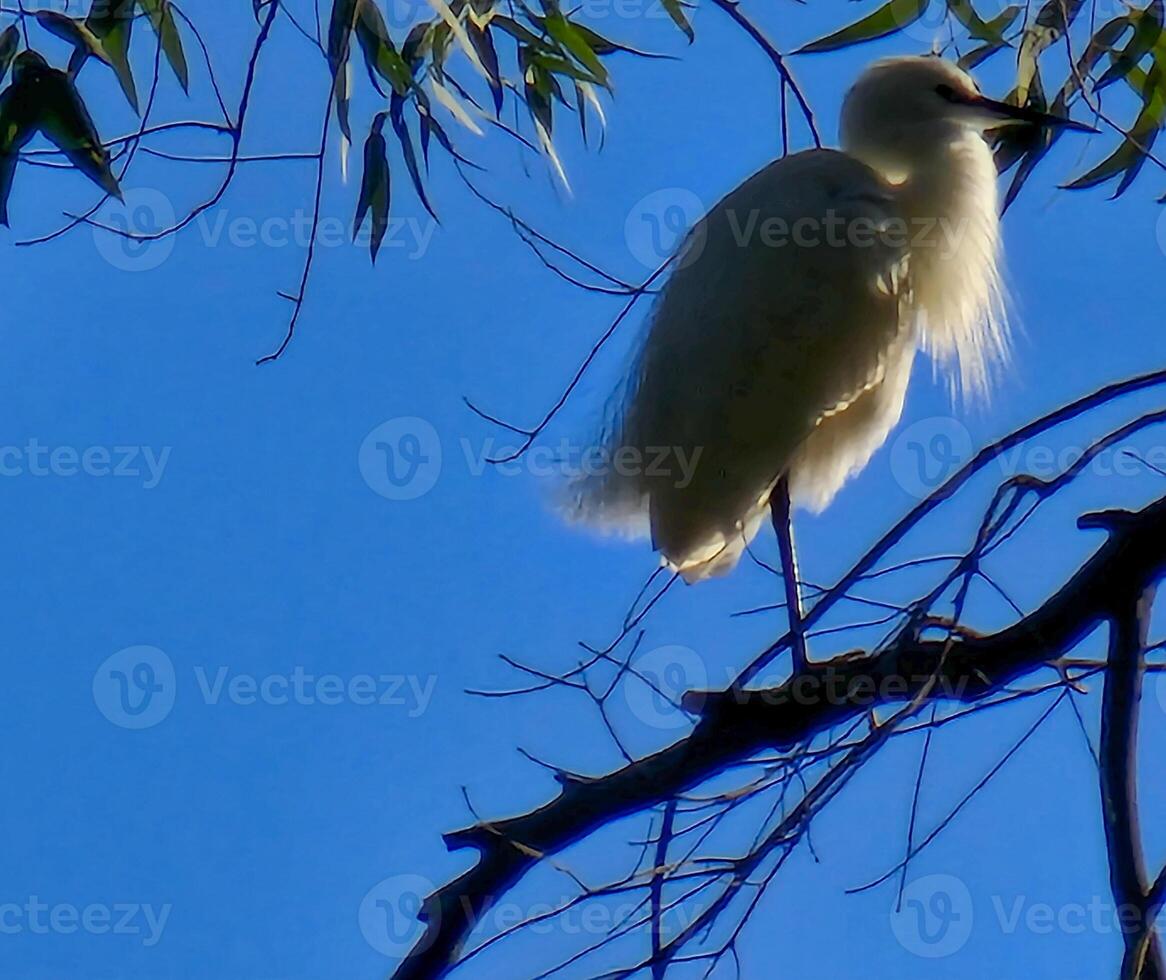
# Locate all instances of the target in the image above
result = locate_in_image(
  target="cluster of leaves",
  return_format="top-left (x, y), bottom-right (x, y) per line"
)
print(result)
top-left (6, 0), bottom-right (1166, 266)
top-left (798, 0), bottom-right (1166, 205)
top-left (325, 0), bottom-right (685, 260)
top-left (0, 0), bottom-right (189, 225)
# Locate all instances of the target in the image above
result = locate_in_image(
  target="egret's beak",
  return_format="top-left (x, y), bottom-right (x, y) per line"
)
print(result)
top-left (962, 91), bottom-right (1099, 134)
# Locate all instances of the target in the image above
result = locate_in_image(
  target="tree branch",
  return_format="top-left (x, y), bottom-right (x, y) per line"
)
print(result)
top-left (390, 492), bottom-right (1166, 979)
top-left (1096, 541), bottom-right (1163, 980)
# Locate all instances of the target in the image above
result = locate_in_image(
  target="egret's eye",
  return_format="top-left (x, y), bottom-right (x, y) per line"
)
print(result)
top-left (935, 83), bottom-right (958, 101)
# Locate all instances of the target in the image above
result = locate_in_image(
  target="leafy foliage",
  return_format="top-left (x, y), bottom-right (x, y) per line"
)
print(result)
top-left (2, 0), bottom-right (1166, 270)
top-left (799, 0), bottom-right (1166, 202)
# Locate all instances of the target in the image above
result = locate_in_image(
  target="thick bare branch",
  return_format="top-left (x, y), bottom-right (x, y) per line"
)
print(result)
top-left (391, 492), bottom-right (1166, 979)
top-left (1097, 562), bottom-right (1163, 980)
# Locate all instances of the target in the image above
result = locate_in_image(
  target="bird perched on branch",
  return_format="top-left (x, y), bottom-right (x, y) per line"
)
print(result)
top-left (567, 56), bottom-right (1094, 584)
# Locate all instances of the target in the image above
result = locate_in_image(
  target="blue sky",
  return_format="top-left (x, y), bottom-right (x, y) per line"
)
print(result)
top-left (2, 1), bottom-right (1166, 977)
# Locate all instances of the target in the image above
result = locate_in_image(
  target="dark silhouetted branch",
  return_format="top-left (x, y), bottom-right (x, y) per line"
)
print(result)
top-left (391, 491), bottom-right (1166, 979)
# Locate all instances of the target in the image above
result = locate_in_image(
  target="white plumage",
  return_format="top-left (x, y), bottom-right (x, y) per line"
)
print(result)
top-left (567, 56), bottom-right (1088, 582)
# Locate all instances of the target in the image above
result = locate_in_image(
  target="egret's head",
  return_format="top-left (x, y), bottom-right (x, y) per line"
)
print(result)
top-left (841, 56), bottom-right (1092, 177)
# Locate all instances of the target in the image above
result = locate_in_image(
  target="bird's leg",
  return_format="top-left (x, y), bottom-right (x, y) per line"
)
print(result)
top-left (770, 475), bottom-right (809, 673)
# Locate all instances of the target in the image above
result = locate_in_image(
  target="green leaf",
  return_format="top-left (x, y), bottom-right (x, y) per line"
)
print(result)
top-left (1054, 16), bottom-right (1131, 104)
top-left (948, 0), bottom-right (1020, 43)
top-left (996, 74), bottom-right (1062, 211)
top-left (660, 0), bottom-right (694, 43)
top-left (797, 0), bottom-right (929, 53)
top-left (328, 0), bottom-right (360, 76)
top-left (1016, 0), bottom-right (1085, 103)
top-left (333, 56), bottom-right (352, 143)
top-left (1096, 0), bottom-right (1163, 90)
top-left (355, 0), bottom-right (414, 96)
top-left (1065, 59), bottom-right (1166, 195)
top-left (401, 21), bottom-right (434, 70)
top-left (390, 94), bottom-right (438, 222)
top-left (521, 48), bottom-right (554, 135)
top-left (354, 113), bottom-right (391, 263)
top-left (954, 4), bottom-right (1023, 71)
top-left (1, 52), bottom-right (122, 222)
top-left (544, 11), bottom-right (609, 87)
top-left (566, 22), bottom-right (672, 59)
top-left (0, 25), bottom-right (18, 84)
top-left (84, 0), bottom-right (139, 113)
top-left (35, 12), bottom-right (112, 67)
top-left (467, 22), bottom-right (503, 115)
top-left (490, 15), bottom-right (548, 50)
top-left (138, 0), bottom-right (189, 91)
top-left (957, 40), bottom-right (1010, 69)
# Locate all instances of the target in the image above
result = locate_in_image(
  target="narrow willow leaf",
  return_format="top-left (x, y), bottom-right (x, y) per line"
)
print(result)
top-left (390, 95), bottom-right (439, 221)
top-left (467, 22), bottom-right (503, 115)
top-left (138, 0), bottom-right (189, 91)
top-left (1055, 16), bottom-right (1132, 104)
top-left (1096, 0), bottom-right (1163, 90)
top-left (354, 113), bottom-right (391, 262)
top-left (6, 52), bottom-right (122, 203)
top-left (566, 22), bottom-right (671, 59)
top-left (0, 148), bottom-right (15, 226)
top-left (35, 13), bottom-right (111, 66)
top-left (490, 15), bottom-right (548, 50)
top-left (1001, 82), bottom-right (1063, 211)
top-left (0, 79), bottom-right (36, 225)
top-left (0, 25), bottom-right (18, 83)
top-left (330, 47), bottom-right (354, 144)
top-left (544, 12), bottom-right (609, 88)
top-left (328, 0), bottom-right (360, 77)
top-left (532, 51), bottom-right (604, 85)
top-left (418, 107), bottom-right (480, 166)
top-left (1066, 61), bottom-right (1166, 194)
top-left (85, 0), bottom-right (139, 113)
top-left (425, 0), bottom-right (491, 83)
top-left (534, 115), bottom-right (570, 191)
top-left (355, 0), bottom-right (414, 95)
top-left (401, 22), bottom-right (432, 74)
top-left (428, 75), bottom-right (484, 134)
top-left (1016, 0), bottom-right (1085, 102)
top-left (798, 0), bottom-right (929, 53)
top-left (521, 50), bottom-right (555, 136)
top-left (948, 0), bottom-right (1019, 43)
top-left (660, 0), bottom-right (694, 43)
top-left (958, 40), bottom-right (1009, 69)
top-left (577, 78), bottom-right (606, 150)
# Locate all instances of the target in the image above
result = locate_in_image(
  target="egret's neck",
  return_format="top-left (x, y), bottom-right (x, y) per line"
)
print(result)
top-left (858, 128), bottom-right (1008, 398)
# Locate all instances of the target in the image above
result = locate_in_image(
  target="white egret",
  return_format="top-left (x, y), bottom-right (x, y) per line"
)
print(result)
top-left (567, 56), bottom-right (1093, 589)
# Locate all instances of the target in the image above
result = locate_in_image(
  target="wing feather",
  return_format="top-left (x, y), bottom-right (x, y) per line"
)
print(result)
top-left (569, 149), bottom-right (914, 578)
